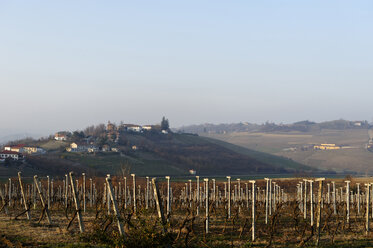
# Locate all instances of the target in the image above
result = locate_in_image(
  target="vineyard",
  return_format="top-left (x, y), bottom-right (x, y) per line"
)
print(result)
top-left (1, 173), bottom-right (373, 247)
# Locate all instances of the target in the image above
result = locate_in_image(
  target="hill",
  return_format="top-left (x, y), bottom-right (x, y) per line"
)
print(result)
top-left (177, 119), bottom-right (371, 134)
top-left (0, 131), bottom-right (316, 178)
top-left (202, 128), bottom-right (373, 174)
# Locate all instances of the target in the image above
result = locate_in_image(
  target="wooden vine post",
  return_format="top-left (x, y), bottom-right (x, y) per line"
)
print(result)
top-left (8, 178), bottom-right (11, 207)
top-left (226, 176), bottom-right (231, 218)
top-left (332, 181), bottom-right (336, 214)
top-left (269, 179), bottom-right (272, 215)
top-left (34, 175), bottom-right (52, 225)
top-left (357, 183), bottom-right (360, 215)
top-left (124, 176), bottom-right (127, 209)
top-left (82, 173), bottom-right (86, 213)
top-left (245, 183), bottom-right (249, 208)
top-left (204, 178), bottom-right (209, 234)
top-left (90, 178), bottom-right (93, 207)
top-left (264, 178), bottom-right (269, 224)
top-left (345, 180), bottom-right (350, 224)
top-left (366, 183), bottom-right (370, 235)
top-left (69, 172), bottom-right (84, 233)
top-left (146, 176), bottom-right (149, 209)
top-left (152, 178), bottom-right (167, 234)
top-left (131, 174), bottom-right (136, 214)
top-left (299, 181), bottom-right (303, 213)
top-left (303, 179), bottom-right (307, 220)
top-left (315, 178), bottom-right (325, 246)
top-left (249, 180), bottom-right (256, 241)
top-left (106, 174), bottom-right (124, 236)
top-left (196, 176), bottom-right (200, 216)
top-left (165, 176), bottom-right (171, 218)
top-left (237, 178), bottom-right (241, 201)
top-left (18, 172), bottom-right (30, 220)
top-left (65, 174), bottom-right (69, 206)
top-left (47, 175), bottom-right (50, 209)
top-left (309, 180), bottom-right (314, 227)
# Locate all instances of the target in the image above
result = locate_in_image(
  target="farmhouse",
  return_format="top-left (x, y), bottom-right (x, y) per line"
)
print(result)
top-left (23, 146), bottom-right (46, 154)
top-left (125, 124), bottom-right (142, 132)
top-left (4, 144), bottom-right (25, 153)
top-left (5, 144), bottom-right (45, 154)
top-left (142, 125), bottom-right (153, 131)
top-left (66, 142), bottom-right (99, 153)
top-left (0, 151), bottom-right (23, 161)
top-left (314, 144), bottom-right (341, 150)
top-left (55, 132), bottom-right (68, 141)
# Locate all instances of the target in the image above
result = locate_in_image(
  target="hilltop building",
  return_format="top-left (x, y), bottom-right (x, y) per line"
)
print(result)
top-left (142, 125), bottom-right (153, 131)
top-left (125, 124), bottom-right (142, 132)
top-left (55, 132), bottom-right (69, 141)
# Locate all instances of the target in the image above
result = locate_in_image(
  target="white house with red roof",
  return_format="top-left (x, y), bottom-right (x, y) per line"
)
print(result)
top-left (4, 144), bottom-right (26, 153)
top-left (54, 132), bottom-right (69, 141)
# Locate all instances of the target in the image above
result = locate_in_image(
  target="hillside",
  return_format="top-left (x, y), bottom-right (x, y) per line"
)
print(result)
top-left (0, 132), bottom-right (316, 178)
top-left (203, 128), bottom-right (373, 174)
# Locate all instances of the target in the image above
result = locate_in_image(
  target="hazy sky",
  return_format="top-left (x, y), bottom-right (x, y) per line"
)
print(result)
top-left (1, 1), bottom-right (373, 136)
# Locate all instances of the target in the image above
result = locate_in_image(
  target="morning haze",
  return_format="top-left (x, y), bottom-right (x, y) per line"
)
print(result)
top-left (2, 1), bottom-right (373, 247)
top-left (1, 1), bottom-right (373, 137)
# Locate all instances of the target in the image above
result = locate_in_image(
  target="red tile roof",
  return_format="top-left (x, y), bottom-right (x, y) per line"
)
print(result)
top-left (55, 133), bottom-right (66, 137)
top-left (9, 144), bottom-right (26, 149)
top-left (0, 150), bottom-right (20, 155)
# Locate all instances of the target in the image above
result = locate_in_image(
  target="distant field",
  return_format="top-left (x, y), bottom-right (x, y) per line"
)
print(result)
top-left (203, 129), bottom-right (373, 174)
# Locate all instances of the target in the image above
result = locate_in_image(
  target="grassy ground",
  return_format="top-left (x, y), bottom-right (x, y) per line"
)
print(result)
top-left (40, 140), bottom-right (68, 151)
top-left (2, 206), bottom-right (373, 247)
top-left (0, 215), bottom-right (97, 247)
top-left (61, 152), bottom-right (186, 176)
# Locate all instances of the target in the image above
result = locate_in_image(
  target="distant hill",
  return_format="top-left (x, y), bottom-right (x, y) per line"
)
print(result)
top-left (177, 119), bottom-right (371, 134)
top-left (177, 122), bottom-right (260, 134)
top-left (0, 132), bottom-right (316, 178)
